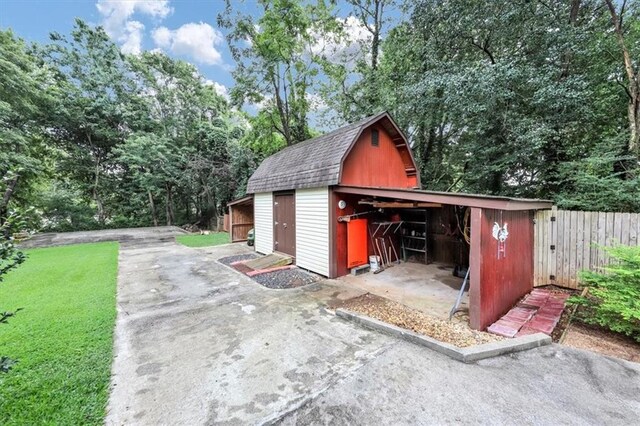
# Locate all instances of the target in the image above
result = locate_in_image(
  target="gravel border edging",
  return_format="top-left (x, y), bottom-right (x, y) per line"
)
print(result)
top-left (335, 308), bottom-right (552, 363)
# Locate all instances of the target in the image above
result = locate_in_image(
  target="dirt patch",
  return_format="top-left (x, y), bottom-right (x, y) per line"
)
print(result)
top-left (562, 323), bottom-right (640, 363)
top-left (333, 293), bottom-right (503, 348)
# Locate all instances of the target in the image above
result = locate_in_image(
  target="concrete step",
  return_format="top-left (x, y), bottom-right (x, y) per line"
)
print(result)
top-left (243, 253), bottom-right (293, 270)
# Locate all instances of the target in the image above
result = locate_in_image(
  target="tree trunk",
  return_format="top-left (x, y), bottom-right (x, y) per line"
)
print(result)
top-left (86, 133), bottom-right (105, 224)
top-left (148, 190), bottom-right (158, 227)
top-left (165, 184), bottom-right (174, 226)
top-left (605, 0), bottom-right (640, 157)
top-left (0, 174), bottom-right (19, 225)
top-left (370, 0), bottom-right (382, 70)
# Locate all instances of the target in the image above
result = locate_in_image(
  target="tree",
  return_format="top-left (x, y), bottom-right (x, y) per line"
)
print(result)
top-left (0, 213), bottom-right (26, 373)
top-left (0, 30), bottom-right (57, 224)
top-left (127, 51), bottom-right (240, 228)
top-left (316, 0), bottom-right (639, 210)
top-left (604, 0), bottom-right (640, 158)
top-left (44, 20), bottom-right (136, 224)
top-left (218, 0), bottom-right (335, 145)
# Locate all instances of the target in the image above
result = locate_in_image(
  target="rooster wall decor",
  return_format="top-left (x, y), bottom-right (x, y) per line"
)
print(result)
top-left (492, 222), bottom-right (509, 259)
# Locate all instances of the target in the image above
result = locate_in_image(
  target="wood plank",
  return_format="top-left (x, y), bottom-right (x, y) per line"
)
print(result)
top-left (556, 210), bottom-right (565, 286)
top-left (620, 213), bottom-right (631, 246)
top-left (604, 212), bottom-right (615, 266)
top-left (574, 211), bottom-right (584, 289)
top-left (630, 214), bottom-right (639, 247)
top-left (540, 210), bottom-right (549, 286)
top-left (569, 210), bottom-right (578, 288)
top-left (563, 210), bottom-right (572, 287)
top-left (368, 202), bottom-right (442, 208)
top-left (597, 211), bottom-right (607, 270)
top-left (550, 206), bottom-right (558, 285)
top-left (533, 211), bottom-right (541, 286)
top-left (614, 212), bottom-right (623, 246)
top-left (589, 211), bottom-right (599, 272)
top-left (582, 211), bottom-right (592, 283)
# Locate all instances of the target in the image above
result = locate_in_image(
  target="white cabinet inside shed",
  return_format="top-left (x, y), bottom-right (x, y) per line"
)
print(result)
top-left (295, 187), bottom-right (330, 276)
top-left (254, 192), bottom-right (273, 255)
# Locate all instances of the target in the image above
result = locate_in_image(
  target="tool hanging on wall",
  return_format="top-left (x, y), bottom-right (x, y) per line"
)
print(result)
top-left (337, 210), bottom-right (375, 223)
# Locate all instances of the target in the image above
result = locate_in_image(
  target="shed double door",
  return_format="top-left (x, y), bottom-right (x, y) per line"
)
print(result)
top-left (273, 193), bottom-right (296, 257)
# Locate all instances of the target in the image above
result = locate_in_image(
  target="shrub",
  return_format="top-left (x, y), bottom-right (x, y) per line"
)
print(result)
top-left (569, 244), bottom-right (640, 342)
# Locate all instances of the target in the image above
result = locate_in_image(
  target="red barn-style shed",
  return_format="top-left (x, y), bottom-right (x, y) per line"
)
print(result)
top-left (245, 112), bottom-right (552, 330)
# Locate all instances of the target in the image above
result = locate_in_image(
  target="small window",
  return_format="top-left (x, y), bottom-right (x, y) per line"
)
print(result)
top-left (371, 129), bottom-right (379, 147)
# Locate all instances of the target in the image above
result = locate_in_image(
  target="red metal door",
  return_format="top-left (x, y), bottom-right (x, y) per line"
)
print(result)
top-left (273, 193), bottom-right (296, 257)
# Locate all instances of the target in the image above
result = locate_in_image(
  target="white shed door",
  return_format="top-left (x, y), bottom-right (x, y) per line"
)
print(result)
top-left (295, 188), bottom-right (330, 276)
top-left (254, 192), bottom-right (273, 255)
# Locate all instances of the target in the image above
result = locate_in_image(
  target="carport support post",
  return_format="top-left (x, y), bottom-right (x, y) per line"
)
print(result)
top-left (469, 207), bottom-right (483, 330)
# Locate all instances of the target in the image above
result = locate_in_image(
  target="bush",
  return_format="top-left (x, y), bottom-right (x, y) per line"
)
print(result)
top-left (569, 244), bottom-right (640, 342)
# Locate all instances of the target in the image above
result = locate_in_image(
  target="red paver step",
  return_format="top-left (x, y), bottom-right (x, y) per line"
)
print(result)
top-left (503, 306), bottom-right (536, 322)
top-left (526, 316), bottom-right (558, 334)
top-left (487, 321), bottom-right (520, 338)
top-left (488, 288), bottom-right (570, 338)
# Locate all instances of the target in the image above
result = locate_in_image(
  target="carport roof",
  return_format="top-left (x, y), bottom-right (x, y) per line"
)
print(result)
top-left (334, 186), bottom-right (553, 211)
top-left (227, 195), bottom-right (253, 207)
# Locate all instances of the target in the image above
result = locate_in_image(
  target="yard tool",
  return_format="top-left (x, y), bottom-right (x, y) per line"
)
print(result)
top-left (449, 268), bottom-right (470, 320)
top-left (389, 237), bottom-right (400, 264)
top-left (381, 238), bottom-right (393, 269)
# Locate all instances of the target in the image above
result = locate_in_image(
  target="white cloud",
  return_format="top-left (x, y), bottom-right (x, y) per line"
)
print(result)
top-left (96, 0), bottom-right (172, 54)
top-left (152, 22), bottom-right (224, 65)
top-left (306, 92), bottom-right (327, 112)
top-left (205, 80), bottom-right (230, 100)
top-left (120, 21), bottom-right (145, 54)
top-left (212, 82), bottom-right (229, 100)
top-left (152, 26), bottom-right (172, 47)
top-left (308, 16), bottom-right (372, 68)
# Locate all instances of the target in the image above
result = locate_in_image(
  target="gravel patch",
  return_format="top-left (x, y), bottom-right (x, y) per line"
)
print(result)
top-left (336, 293), bottom-right (503, 348)
top-left (218, 253), bottom-right (259, 266)
top-left (252, 268), bottom-right (319, 289)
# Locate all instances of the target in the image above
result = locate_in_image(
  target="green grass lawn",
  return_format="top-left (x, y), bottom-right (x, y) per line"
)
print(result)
top-left (0, 242), bottom-right (119, 425)
top-left (176, 232), bottom-right (230, 247)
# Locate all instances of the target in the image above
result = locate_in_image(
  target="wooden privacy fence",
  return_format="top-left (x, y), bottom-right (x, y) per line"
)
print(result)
top-left (534, 207), bottom-right (640, 289)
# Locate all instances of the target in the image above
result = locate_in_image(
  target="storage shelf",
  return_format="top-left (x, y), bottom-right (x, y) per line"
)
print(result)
top-left (402, 235), bottom-right (426, 240)
top-left (403, 221), bottom-right (426, 225)
top-left (403, 247), bottom-right (426, 253)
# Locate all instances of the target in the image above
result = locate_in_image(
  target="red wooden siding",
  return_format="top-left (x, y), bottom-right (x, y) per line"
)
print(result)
top-left (470, 208), bottom-right (534, 330)
top-left (340, 125), bottom-right (418, 188)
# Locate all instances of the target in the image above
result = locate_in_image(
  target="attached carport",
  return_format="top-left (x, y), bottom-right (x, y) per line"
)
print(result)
top-left (330, 186), bottom-right (552, 330)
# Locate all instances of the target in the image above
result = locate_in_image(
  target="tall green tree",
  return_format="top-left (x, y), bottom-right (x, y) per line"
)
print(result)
top-left (218, 0), bottom-right (336, 145)
top-left (0, 30), bottom-right (57, 223)
top-left (44, 19), bottom-right (136, 223)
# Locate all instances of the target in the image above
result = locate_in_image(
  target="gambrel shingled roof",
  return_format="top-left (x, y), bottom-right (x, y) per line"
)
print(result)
top-left (246, 112), bottom-right (412, 193)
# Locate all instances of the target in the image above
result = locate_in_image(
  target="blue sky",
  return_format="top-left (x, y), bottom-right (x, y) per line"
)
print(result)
top-left (0, 0), bottom-right (254, 99)
top-left (0, 0), bottom-right (396, 120)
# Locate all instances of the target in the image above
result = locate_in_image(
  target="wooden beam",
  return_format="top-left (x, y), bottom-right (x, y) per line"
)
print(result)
top-left (362, 201), bottom-right (442, 208)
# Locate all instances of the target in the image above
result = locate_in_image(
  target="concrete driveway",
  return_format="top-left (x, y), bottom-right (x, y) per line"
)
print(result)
top-left (18, 226), bottom-right (186, 249)
top-left (69, 230), bottom-right (637, 425)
